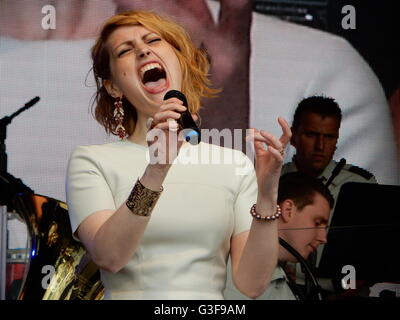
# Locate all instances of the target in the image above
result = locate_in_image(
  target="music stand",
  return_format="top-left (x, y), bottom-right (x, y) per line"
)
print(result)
top-left (317, 182), bottom-right (400, 283)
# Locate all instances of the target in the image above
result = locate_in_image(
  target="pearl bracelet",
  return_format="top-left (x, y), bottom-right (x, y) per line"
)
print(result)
top-left (250, 204), bottom-right (281, 221)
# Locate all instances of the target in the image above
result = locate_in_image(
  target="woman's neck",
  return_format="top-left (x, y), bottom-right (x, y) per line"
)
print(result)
top-left (127, 116), bottom-right (150, 147)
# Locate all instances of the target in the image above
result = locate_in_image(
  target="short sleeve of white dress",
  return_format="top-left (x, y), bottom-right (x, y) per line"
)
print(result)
top-left (66, 145), bottom-right (116, 239)
top-left (232, 154), bottom-right (257, 236)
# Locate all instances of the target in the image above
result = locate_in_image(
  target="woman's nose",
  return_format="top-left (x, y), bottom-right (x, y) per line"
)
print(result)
top-left (136, 46), bottom-right (151, 59)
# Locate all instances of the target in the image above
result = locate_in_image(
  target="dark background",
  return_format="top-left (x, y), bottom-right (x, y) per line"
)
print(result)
top-left (254, 0), bottom-right (400, 98)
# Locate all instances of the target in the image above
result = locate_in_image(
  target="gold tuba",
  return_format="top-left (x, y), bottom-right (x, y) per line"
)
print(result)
top-left (11, 193), bottom-right (104, 300)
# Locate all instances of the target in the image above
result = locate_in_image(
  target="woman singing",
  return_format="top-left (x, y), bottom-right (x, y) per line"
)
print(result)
top-left (66, 10), bottom-right (291, 300)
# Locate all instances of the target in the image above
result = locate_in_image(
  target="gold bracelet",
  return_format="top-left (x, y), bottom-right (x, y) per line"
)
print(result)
top-left (125, 179), bottom-right (163, 216)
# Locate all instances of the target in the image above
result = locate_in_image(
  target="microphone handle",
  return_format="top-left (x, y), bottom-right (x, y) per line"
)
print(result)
top-left (178, 111), bottom-right (200, 133)
top-left (163, 90), bottom-right (200, 144)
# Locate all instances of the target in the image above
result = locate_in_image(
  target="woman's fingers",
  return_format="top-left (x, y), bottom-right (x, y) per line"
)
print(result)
top-left (153, 119), bottom-right (179, 131)
top-left (259, 131), bottom-right (283, 152)
top-left (247, 118), bottom-right (291, 153)
top-left (151, 98), bottom-right (187, 128)
top-left (245, 130), bottom-right (284, 164)
top-left (160, 97), bottom-right (184, 109)
top-left (248, 129), bottom-right (283, 153)
top-left (266, 144), bottom-right (284, 162)
top-left (277, 117), bottom-right (292, 146)
top-left (153, 110), bottom-right (182, 123)
top-left (246, 129), bottom-right (268, 150)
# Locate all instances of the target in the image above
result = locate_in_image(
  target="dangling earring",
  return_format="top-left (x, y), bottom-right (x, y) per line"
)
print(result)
top-left (113, 97), bottom-right (126, 139)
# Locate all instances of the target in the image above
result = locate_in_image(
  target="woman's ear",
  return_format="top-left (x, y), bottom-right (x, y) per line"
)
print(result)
top-left (103, 79), bottom-right (122, 98)
top-left (280, 199), bottom-right (295, 223)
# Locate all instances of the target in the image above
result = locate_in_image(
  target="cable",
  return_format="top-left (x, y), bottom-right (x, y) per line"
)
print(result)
top-left (279, 237), bottom-right (322, 300)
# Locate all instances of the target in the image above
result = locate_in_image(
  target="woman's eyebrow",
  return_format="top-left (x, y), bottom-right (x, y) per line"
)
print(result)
top-left (142, 32), bottom-right (157, 39)
top-left (113, 40), bottom-right (133, 53)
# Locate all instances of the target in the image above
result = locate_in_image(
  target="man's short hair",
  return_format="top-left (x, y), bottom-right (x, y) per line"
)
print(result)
top-left (278, 172), bottom-right (334, 210)
top-left (292, 95), bottom-right (342, 130)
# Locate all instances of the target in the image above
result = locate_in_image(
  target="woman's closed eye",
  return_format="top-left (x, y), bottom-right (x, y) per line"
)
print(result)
top-left (118, 48), bottom-right (131, 57)
top-left (117, 39), bottom-right (160, 57)
top-left (148, 38), bottom-right (161, 44)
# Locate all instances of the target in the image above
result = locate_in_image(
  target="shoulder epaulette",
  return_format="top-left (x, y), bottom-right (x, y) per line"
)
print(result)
top-left (347, 165), bottom-right (374, 180)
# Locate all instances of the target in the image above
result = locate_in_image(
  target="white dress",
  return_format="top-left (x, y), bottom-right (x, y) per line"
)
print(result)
top-left (66, 141), bottom-right (256, 299)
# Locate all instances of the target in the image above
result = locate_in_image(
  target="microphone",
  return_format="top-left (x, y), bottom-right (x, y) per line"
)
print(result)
top-left (163, 90), bottom-right (201, 145)
top-left (1, 96), bottom-right (40, 171)
top-left (25, 96), bottom-right (40, 108)
top-left (1, 96), bottom-right (40, 127)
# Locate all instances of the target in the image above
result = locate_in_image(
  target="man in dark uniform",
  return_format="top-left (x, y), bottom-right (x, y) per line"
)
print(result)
top-left (282, 95), bottom-right (377, 209)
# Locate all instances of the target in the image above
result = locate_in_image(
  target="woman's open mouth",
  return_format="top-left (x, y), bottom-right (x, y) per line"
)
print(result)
top-left (139, 61), bottom-right (169, 94)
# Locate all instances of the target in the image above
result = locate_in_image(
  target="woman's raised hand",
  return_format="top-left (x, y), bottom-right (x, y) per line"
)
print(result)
top-left (247, 117), bottom-right (292, 198)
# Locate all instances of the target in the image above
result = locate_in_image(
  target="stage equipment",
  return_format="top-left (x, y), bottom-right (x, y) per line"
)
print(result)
top-left (10, 193), bottom-right (104, 300)
top-left (254, 0), bottom-right (329, 30)
top-left (279, 237), bottom-right (322, 300)
top-left (0, 97), bottom-right (40, 300)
